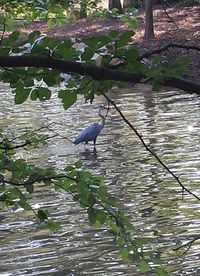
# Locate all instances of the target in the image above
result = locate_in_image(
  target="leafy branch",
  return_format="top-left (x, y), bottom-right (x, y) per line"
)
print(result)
top-left (0, 55), bottom-right (200, 94)
top-left (0, 162), bottom-right (168, 274)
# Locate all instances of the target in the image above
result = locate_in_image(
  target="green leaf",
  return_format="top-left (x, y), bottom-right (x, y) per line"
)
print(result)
top-left (58, 90), bottom-right (77, 109)
top-left (42, 75), bottom-right (58, 87)
top-left (120, 14), bottom-right (129, 23)
top-left (116, 238), bottom-right (126, 246)
top-left (87, 208), bottom-right (96, 225)
top-left (47, 18), bottom-right (53, 29)
top-left (107, 218), bottom-right (121, 234)
top-left (19, 198), bottom-right (32, 211)
top-left (40, 37), bottom-right (60, 50)
top-left (81, 48), bottom-right (95, 61)
top-left (23, 76), bottom-right (34, 87)
top-left (37, 87), bottom-right (51, 101)
top-left (2, 30), bottom-right (20, 46)
top-left (87, 193), bottom-right (96, 206)
top-left (120, 247), bottom-right (129, 262)
top-left (139, 259), bottom-right (150, 273)
top-left (117, 31), bottom-right (134, 48)
top-left (28, 30), bottom-right (41, 42)
top-left (155, 267), bottom-right (170, 276)
top-left (47, 219), bottom-right (61, 232)
top-left (30, 89), bottom-right (38, 100)
top-left (74, 161), bottom-right (82, 168)
top-left (37, 209), bottom-right (48, 221)
top-left (25, 184), bottom-right (34, 194)
top-left (134, 238), bottom-right (147, 247)
top-left (9, 30), bottom-right (21, 42)
top-left (0, 47), bottom-right (11, 56)
top-left (0, 182), bottom-right (5, 192)
top-left (152, 257), bottom-right (164, 265)
top-left (87, 208), bottom-right (107, 228)
top-left (109, 30), bottom-right (119, 39)
top-left (130, 17), bottom-right (138, 29)
top-left (14, 83), bottom-right (30, 104)
top-left (96, 209), bottom-right (107, 224)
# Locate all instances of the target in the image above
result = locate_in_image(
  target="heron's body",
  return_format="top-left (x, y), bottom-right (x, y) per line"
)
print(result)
top-left (73, 107), bottom-right (105, 148)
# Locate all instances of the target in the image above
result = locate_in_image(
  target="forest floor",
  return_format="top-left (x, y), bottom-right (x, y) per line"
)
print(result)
top-left (21, 4), bottom-right (200, 83)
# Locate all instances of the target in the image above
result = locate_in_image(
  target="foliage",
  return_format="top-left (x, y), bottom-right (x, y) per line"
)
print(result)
top-left (0, 1), bottom-right (191, 275)
top-left (0, 0), bottom-right (70, 20)
top-left (143, 55), bottom-right (189, 90)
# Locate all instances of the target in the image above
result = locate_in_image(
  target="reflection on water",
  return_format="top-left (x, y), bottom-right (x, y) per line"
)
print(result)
top-left (0, 83), bottom-right (200, 275)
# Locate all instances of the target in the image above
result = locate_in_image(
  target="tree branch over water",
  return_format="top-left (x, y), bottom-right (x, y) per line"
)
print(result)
top-left (103, 92), bottom-right (200, 201)
top-left (0, 55), bottom-right (200, 94)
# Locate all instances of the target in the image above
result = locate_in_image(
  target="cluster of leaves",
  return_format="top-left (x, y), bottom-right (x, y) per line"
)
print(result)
top-left (70, 0), bottom-right (106, 18)
top-left (0, 29), bottom-right (131, 103)
top-left (0, 0), bottom-right (70, 27)
top-left (143, 55), bottom-right (189, 90)
top-left (0, 129), bottom-right (55, 223)
top-left (0, 128), bottom-right (169, 274)
top-left (0, 25), bottom-right (188, 106)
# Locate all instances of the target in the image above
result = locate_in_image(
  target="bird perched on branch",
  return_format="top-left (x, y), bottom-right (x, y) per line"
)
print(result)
top-left (73, 106), bottom-right (106, 148)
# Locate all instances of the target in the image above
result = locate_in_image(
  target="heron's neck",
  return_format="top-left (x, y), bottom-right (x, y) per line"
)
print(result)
top-left (99, 114), bottom-right (105, 129)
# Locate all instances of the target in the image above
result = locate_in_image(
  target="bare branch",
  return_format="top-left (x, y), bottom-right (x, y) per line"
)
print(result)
top-left (140, 42), bottom-right (200, 60)
top-left (1, 174), bottom-right (76, 187)
top-left (171, 43), bottom-right (200, 52)
top-left (103, 92), bottom-right (200, 201)
top-left (161, 0), bottom-right (179, 30)
top-left (173, 236), bottom-right (200, 255)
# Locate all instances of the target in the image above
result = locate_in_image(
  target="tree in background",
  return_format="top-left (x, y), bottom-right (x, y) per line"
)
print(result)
top-left (123, 0), bottom-right (135, 8)
top-left (109, 0), bottom-right (123, 13)
top-left (144, 0), bottom-right (155, 39)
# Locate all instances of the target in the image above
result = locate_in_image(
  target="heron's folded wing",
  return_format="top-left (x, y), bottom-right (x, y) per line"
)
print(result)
top-left (74, 123), bottom-right (101, 144)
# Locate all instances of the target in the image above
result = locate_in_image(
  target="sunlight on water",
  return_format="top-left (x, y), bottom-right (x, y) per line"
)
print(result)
top-left (0, 83), bottom-right (200, 275)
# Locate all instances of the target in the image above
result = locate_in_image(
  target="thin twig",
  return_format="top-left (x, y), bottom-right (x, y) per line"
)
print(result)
top-left (47, 126), bottom-right (74, 143)
top-left (139, 41), bottom-right (200, 60)
top-left (161, 0), bottom-right (179, 30)
top-left (171, 43), bottom-right (200, 52)
top-left (173, 236), bottom-right (200, 256)
top-left (103, 92), bottom-right (200, 201)
top-left (1, 174), bottom-right (76, 187)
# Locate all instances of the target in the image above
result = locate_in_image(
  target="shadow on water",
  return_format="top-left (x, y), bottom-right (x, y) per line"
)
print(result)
top-left (0, 83), bottom-right (200, 275)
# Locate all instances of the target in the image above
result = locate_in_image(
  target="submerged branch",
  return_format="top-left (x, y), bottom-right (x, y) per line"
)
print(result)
top-left (103, 92), bottom-right (200, 201)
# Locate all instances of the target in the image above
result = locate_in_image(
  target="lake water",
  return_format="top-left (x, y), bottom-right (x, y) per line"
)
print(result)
top-left (0, 83), bottom-right (200, 275)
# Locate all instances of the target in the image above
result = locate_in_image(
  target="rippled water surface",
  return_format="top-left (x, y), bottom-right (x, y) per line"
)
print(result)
top-left (0, 83), bottom-right (200, 275)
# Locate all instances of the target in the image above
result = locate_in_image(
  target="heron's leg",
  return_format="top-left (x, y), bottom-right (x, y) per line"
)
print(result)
top-left (84, 141), bottom-right (88, 147)
top-left (93, 139), bottom-right (97, 149)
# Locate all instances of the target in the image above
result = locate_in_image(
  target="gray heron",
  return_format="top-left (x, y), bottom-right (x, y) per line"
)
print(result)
top-left (73, 106), bottom-right (106, 148)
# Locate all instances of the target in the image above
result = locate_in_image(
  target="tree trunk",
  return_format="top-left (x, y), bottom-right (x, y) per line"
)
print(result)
top-left (123, 0), bottom-right (134, 9)
top-left (144, 0), bottom-right (155, 39)
top-left (109, 0), bottom-right (123, 13)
